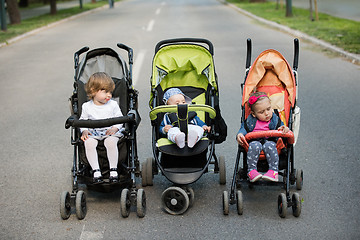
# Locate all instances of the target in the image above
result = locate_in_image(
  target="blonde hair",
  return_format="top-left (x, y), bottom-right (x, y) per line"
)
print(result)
top-left (85, 72), bottom-right (115, 99)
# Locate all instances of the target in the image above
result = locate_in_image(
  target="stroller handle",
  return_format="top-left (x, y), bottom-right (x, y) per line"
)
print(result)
top-left (155, 38), bottom-right (214, 55)
top-left (149, 104), bottom-right (216, 121)
top-left (244, 130), bottom-right (295, 145)
top-left (65, 115), bottom-right (135, 129)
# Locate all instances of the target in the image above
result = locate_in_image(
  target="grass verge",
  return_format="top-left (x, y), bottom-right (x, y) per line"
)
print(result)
top-left (0, 0), bottom-right (111, 44)
top-left (227, 0), bottom-right (360, 54)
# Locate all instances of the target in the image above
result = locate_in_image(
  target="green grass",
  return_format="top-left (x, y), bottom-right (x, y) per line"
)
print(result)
top-left (0, 1), bottom-right (111, 44)
top-left (227, 0), bottom-right (360, 54)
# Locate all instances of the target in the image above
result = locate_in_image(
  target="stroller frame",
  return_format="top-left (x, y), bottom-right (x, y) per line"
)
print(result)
top-left (146, 38), bottom-right (227, 215)
top-left (223, 38), bottom-right (303, 218)
top-left (60, 44), bottom-right (145, 220)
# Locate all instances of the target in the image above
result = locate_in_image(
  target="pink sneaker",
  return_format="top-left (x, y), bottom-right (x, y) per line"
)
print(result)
top-left (262, 170), bottom-right (278, 182)
top-left (248, 169), bottom-right (262, 182)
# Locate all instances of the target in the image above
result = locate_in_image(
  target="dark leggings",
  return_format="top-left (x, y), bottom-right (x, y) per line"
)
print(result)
top-left (247, 140), bottom-right (279, 172)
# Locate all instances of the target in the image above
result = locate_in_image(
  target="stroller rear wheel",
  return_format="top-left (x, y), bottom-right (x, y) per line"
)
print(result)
top-left (145, 157), bottom-right (153, 186)
top-left (185, 187), bottom-right (195, 207)
top-left (161, 187), bottom-right (189, 215)
top-left (75, 190), bottom-right (87, 220)
top-left (296, 169), bottom-right (303, 190)
top-left (222, 191), bottom-right (229, 215)
top-left (60, 191), bottom-right (71, 220)
top-left (219, 156), bottom-right (226, 185)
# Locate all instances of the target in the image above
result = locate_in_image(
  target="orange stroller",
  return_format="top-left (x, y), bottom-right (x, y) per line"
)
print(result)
top-left (223, 39), bottom-right (303, 218)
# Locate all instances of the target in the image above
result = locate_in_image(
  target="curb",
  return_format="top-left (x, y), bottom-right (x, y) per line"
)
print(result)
top-left (222, 1), bottom-right (360, 65)
top-left (0, 4), bottom-right (110, 48)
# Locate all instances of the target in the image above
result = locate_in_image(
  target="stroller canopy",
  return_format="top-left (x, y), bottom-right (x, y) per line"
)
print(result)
top-left (242, 49), bottom-right (297, 126)
top-left (242, 49), bottom-right (296, 107)
top-left (151, 44), bottom-right (218, 98)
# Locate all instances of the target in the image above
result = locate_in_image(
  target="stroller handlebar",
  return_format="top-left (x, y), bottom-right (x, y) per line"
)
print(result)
top-left (149, 104), bottom-right (216, 121)
top-left (155, 38), bottom-right (214, 55)
top-left (65, 114), bottom-right (136, 129)
top-left (244, 130), bottom-right (295, 145)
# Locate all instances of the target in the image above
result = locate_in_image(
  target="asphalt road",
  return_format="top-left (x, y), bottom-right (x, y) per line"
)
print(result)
top-left (1, 0), bottom-right (359, 239)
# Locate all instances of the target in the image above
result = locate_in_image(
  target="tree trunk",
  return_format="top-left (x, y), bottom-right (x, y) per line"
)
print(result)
top-left (50, 0), bottom-right (56, 15)
top-left (18, 0), bottom-right (28, 8)
top-left (309, 0), bottom-right (314, 21)
top-left (5, 0), bottom-right (21, 24)
top-left (285, 0), bottom-right (293, 17)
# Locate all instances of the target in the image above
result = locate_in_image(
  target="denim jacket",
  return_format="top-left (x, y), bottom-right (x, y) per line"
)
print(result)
top-left (237, 112), bottom-right (283, 136)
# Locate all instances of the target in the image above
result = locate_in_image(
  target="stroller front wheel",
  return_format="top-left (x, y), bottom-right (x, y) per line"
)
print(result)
top-left (60, 191), bottom-right (71, 220)
top-left (75, 190), bottom-right (87, 220)
top-left (161, 187), bottom-right (189, 215)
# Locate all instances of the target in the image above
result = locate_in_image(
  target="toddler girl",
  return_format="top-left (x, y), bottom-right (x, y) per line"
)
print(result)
top-left (236, 92), bottom-right (289, 182)
top-left (80, 72), bottom-right (124, 184)
top-left (160, 88), bottom-right (211, 148)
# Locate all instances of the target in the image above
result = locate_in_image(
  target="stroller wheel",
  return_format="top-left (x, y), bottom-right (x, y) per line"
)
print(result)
top-left (236, 190), bottom-right (243, 215)
top-left (146, 157), bottom-right (153, 186)
top-left (136, 189), bottom-right (146, 218)
top-left (222, 191), bottom-right (229, 215)
top-left (219, 156), bottom-right (226, 185)
top-left (141, 161), bottom-right (148, 187)
top-left (161, 187), bottom-right (189, 215)
top-left (277, 193), bottom-right (287, 218)
top-left (75, 190), bottom-right (87, 220)
top-left (292, 192), bottom-right (301, 217)
top-left (296, 169), bottom-right (303, 190)
top-left (185, 187), bottom-right (195, 208)
top-left (60, 191), bottom-right (71, 220)
top-left (120, 189), bottom-right (131, 218)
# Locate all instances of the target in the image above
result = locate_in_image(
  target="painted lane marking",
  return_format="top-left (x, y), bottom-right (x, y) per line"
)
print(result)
top-left (146, 19), bottom-right (155, 32)
top-left (132, 49), bottom-right (146, 87)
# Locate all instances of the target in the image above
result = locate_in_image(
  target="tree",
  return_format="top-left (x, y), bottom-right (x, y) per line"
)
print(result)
top-left (50, 0), bottom-right (56, 15)
top-left (285, 0), bottom-right (293, 17)
top-left (5, 0), bottom-right (21, 24)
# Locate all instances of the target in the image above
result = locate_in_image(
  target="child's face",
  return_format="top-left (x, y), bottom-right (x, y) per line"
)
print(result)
top-left (251, 98), bottom-right (273, 122)
top-left (167, 94), bottom-right (186, 105)
top-left (93, 89), bottom-right (112, 105)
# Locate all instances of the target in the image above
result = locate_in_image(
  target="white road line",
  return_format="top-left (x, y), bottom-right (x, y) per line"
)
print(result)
top-left (132, 49), bottom-right (147, 87)
top-left (146, 19), bottom-right (155, 32)
top-left (79, 225), bottom-right (105, 240)
top-left (156, 8), bottom-right (161, 15)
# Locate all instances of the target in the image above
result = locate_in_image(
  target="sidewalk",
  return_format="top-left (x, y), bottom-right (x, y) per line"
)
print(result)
top-left (3, 0), bottom-right (360, 64)
top-left (6, 0), bottom-right (93, 23)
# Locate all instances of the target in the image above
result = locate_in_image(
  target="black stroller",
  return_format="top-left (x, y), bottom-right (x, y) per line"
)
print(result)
top-left (223, 39), bottom-right (303, 218)
top-left (146, 38), bottom-right (227, 215)
top-left (60, 44), bottom-right (144, 220)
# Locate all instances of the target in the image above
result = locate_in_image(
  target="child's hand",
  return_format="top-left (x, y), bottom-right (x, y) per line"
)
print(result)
top-left (236, 133), bottom-right (245, 145)
top-left (278, 125), bottom-right (290, 134)
top-left (106, 127), bottom-right (119, 135)
top-left (81, 130), bottom-right (91, 141)
top-left (203, 125), bottom-right (211, 132)
top-left (164, 125), bottom-right (173, 133)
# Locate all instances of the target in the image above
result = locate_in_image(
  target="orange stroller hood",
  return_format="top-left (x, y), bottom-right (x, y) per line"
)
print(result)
top-left (242, 49), bottom-right (296, 125)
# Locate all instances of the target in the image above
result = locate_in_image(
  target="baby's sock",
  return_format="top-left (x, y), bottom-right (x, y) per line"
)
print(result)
top-left (175, 132), bottom-right (186, 148)
top-left (187, 129), bottom-right (199, 148)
